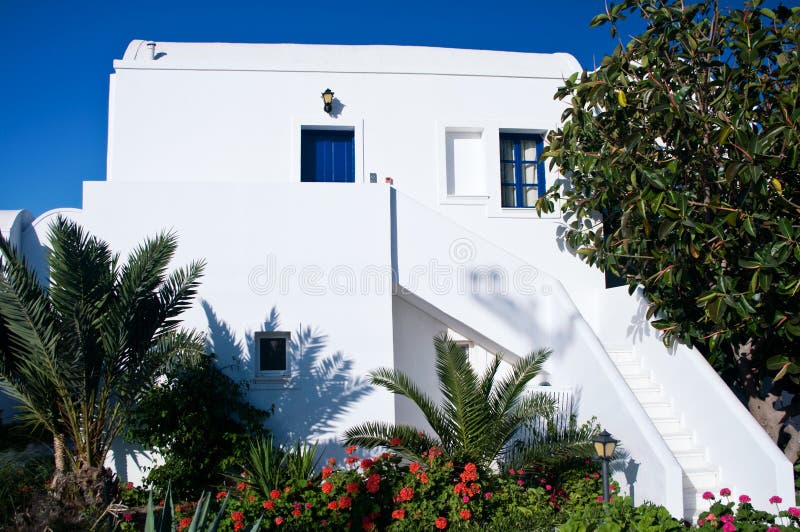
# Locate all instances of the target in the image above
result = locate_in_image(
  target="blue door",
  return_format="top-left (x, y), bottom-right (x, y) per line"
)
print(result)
top-left (301, 130), bottom-right (355, 183)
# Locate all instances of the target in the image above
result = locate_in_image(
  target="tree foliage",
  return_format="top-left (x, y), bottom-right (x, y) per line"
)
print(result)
top-left (539, 0), bottom-right (800, 454)
top-left (0, 216), bottom-right (206, 485)
top-left (127, 352), bottom-right (271, 498)
top-left (344, 334), bottom-right (557, 468)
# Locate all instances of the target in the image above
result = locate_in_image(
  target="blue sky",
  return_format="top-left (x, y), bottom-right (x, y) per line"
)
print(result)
top-left (0, 0), bottom-right (647, 216)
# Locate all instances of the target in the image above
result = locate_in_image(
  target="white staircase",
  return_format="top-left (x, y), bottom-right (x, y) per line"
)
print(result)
top-left (608, 349), bottom-right (719, 520)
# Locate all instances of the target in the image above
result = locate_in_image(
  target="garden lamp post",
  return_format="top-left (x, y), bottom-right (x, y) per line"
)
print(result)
top-left (592, 429), bottom-right (618, 502)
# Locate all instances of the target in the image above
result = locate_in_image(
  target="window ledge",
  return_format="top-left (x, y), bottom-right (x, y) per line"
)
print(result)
top-left (440, 195), bottom-right (490, 205)
top-left (251, 375), bottom-right (297, 390)
top-left (488, 208), bottom-right (561, 219)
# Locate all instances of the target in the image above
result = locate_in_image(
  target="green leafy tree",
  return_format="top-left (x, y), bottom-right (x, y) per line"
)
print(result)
top-left (344, 334), bottom-right (556, 468)
top-left (126, 353), bottom-right (270, 498)
top-left (0, 216), bottom-right (205, 501)
top-left (538, 0), bottom-right (800, 458)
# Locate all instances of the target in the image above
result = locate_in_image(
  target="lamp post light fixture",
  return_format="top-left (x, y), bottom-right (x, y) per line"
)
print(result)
top-left (592, 429), bottom-right (618, 502)
top-left (321, 88), bottom-right (334, 114)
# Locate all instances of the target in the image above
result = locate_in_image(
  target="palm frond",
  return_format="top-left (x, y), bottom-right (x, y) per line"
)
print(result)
top-left (490, 348), bottom-right (551, 417)
top-left (156, 259), bottom-right (206, 332)
top-left (368, 367), bottom-right (452, 448)
top-left (342, 421), bottom-right (440, 462)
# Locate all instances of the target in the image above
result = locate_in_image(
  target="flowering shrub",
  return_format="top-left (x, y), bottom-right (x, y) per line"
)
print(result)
top-left (697, 488), bottom-right (800, 530)
top-left (207, 445), bottom-right (610, 530)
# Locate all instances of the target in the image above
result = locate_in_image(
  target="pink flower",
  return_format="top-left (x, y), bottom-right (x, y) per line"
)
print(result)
top-left (722, 523), bottom-right (736, 532)
top-left (789, 507), bottom-right (800, 517)
top-left (517, 469), bottom-right (524, 475)
top-left (545, 484), bottom-right (552, 491)
top-left (702, 491), bottom-right (715, 500)
top-left (597, 495), bottom-right (604, 502)
top-left (770, 495), bottom-right (783, 504)
top-left (484, 492), bottom-right (492, 499)
top-left (462, 495), bottom-right (470, 502)
top-left (508, 468), bottom-right (515, 475)
top-left (123, 513), bottom-right (133, 522)
top-left (721, 515), bottom-right (734, 523)
top-left (516, 480), bottom-right (524, 486)
top-left (739, 494), bottom-right (751, 504)
top-left (767, 527), bottom-right (781, 532)
top-left (720, 487), bottom-right (731, 497)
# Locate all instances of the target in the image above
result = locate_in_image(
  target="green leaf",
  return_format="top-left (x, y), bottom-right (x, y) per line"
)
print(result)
top-left (742, 217), bottom-right (756, 237)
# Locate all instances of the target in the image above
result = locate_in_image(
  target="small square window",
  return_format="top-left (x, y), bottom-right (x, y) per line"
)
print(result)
top-left (499, 133), bottom-right (545, 208)
top-left (254, 331), bottom-right (291, 379)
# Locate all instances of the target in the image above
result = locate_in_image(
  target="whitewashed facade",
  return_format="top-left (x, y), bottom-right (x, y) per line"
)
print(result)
top-left (0, 41), bottom-right (793, 519)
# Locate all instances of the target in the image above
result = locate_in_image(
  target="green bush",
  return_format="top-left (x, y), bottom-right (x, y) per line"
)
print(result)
top-left (126, 353), bottom-right (271, 498)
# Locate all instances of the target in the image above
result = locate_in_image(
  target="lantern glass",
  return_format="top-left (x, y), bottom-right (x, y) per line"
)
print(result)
top-left (322, 89), bottom-right (334, 105)
top-left (593, 430), bottom-right (617, 459)
top-left (593, 441), bottom-right (606, 458)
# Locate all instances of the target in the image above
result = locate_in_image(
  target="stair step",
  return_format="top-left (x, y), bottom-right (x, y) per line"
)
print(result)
top-left (683, 468), bottom-right (719, 488)
top-left (630, 387), bottom-right (664, 403)
top-left (663, 433), bottom-right (695, 451)
top-left (652, 417), bottom-right (683, 434)
top-left (608, 351), bottom-right (638, 363)
top-left (616, 363), bottom-right (644, 377)
top-left (641, 401), bottom-right (674, 418)
top-left (674, 450), bottom-right (708, 470)
top-left (624, 375), bottom-right (654, 388)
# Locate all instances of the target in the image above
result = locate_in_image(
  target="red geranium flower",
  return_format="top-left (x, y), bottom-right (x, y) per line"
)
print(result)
top-left (233, 523), bottom-right (244, 531)
top-left (236, 482), bottom-right (246, 490)
top-left (292, 509), bottom-right (301, 516)
top-left (322, 466), bottom-right (333, 479)
top-left (435, 516), bottom-right (448, 529)
top-left (322, 481), bottom-right (334, 494)
top-left (397, 487), bottom-right (414, 502)
top-left (275, 516), bottom-right (284, 525)
top-left (346, 482), bottom-right (360, 494)
top-left (392, 509), bottom-right (405, 520)
top-left (366, 473), bottom-right (381, 494)
top-left (328, 500), bottom-right (339, 510)
top-left (178, 517), bottom-right (192, 530)
top-left (361, 458), bottom-right (374, 470)
top-left (389, 437), bottom-right (402, 446)
top-left (231, 511), bottom-right (244, 522)
top-left (263, 500), bottom-right (275, 510)
top-left (270, 489), bottom-right (281, 499)
top-left (346, 445), bottom-right (357, 454)
top-left (418, 471), bottom-right (429, 484)
top-left (460, 509), bottom-right (471, 520)
top-left (124, 482), bottom-right (134, 490)
top-left (409, 462), bottom-right (421, 473)
top-left (338, 496), bottom-right (352, 509)
top-left (216, 491), bottom-right (228, 500)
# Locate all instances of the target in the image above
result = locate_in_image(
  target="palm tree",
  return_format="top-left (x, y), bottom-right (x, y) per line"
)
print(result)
top-left (0, 216), bottom-right (205, 500)
top-left (343, 334), bottom-right (556, 467)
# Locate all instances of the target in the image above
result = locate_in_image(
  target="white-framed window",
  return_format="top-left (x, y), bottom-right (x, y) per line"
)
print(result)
top-left (254, 331), bottom-right (291, 380)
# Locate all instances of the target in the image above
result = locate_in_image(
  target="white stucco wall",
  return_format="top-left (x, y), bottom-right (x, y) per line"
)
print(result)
top-left (105, 42), bottom-right (604, 331)
top-left (69, 181), bottom-right (396, 455)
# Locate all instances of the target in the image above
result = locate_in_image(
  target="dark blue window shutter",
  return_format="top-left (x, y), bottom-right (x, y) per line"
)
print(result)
top-left (301, 130), bottom-right (355, 183)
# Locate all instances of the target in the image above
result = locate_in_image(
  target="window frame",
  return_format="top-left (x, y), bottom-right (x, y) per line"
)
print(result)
top-left (499, 132), bottom-right (545, 209)
top-left (253, 331), bottom-right (291, 381)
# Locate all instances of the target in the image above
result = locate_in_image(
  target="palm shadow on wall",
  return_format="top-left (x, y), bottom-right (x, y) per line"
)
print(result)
top-left (202, 301), bottom-right (372, 447)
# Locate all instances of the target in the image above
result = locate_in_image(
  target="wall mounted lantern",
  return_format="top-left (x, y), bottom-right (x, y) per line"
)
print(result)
top-left (321, 89), bottom-right (335, 114)
top-left (592, 430), bottom-right (618, 502)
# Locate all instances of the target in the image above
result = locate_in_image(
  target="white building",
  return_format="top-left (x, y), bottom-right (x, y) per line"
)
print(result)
top-left (0, 40), bottom-right (792, 520)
